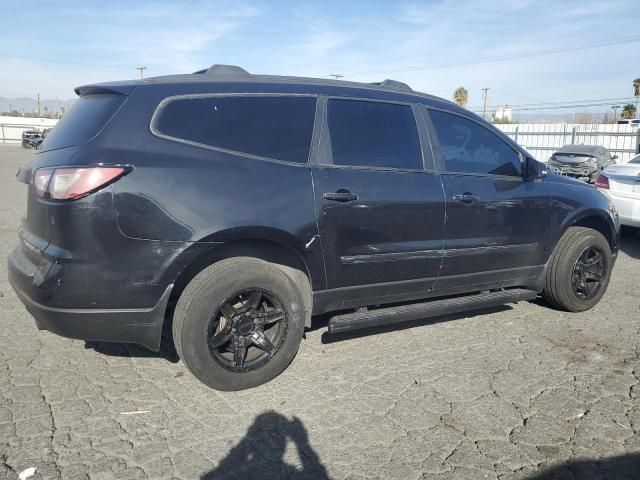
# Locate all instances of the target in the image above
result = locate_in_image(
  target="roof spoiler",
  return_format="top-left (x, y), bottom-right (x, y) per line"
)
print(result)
top-left (74, 81), bottom-right (139, 96)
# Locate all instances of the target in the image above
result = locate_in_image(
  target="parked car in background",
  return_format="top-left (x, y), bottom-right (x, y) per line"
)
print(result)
top-left (616, 119), bottom-right (640, 125)
top-left (548, 145), bottom-right (617, 183)
top-left (596, 153), bottom-right (640, 231)
top-left (8, 65), bottom-right (620, 390)
top-left (21, 130), bottom-right (44, 149)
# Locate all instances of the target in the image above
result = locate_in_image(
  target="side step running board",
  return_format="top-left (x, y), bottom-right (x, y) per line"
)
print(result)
top-left (328, 288), bottom-right (538, 334)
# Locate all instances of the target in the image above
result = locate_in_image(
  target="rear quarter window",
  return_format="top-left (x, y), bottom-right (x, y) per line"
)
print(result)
top-left (41, 94), bottom-right (126, 151)
top-left (152, 95), bottom-right (317, 163)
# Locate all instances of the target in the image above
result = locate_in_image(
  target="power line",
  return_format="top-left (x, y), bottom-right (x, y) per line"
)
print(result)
top-left (0, 54), bottom-right (132, 69)
top-left (468, 96), bottom-right (638, 110)
top-left (348, 35), bottom-right (640, 77)
top-left (469, 100), bottom-right (638, 113)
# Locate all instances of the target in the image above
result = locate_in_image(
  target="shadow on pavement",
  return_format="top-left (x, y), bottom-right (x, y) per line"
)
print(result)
top-left (526, 452), bottom-right (640, 479)
top-left (201, 411), bottom-right (331, 480)
top-left (619, 227), bottom-right (640, 260)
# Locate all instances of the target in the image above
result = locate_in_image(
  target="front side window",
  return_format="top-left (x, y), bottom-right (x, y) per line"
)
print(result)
top-left (153, 95), bottom-right (317, 163)
top-left (326, 99), bottom-right (423, 170)
top-left (429, 110), bottom-right (521, 176)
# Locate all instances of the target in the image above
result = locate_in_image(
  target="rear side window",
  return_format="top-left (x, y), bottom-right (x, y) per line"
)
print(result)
top-left (326, 99), bottom-right (423, 170)
top-left (429, 110), bottom-right (521, 177)
top-left (153, 95), bottom-right (317, 163)
top-left (41, 94), bottom-right (125, 152)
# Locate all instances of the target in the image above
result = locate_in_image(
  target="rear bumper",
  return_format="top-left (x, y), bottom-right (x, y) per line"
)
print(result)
top-left (8, 245), bottom-right (173, 351)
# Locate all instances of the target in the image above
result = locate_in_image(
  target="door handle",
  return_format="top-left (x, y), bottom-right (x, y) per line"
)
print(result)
top-left (453, 193), bottom-right (479, 204)
top-left (323, 191), bottom-right (358, 202)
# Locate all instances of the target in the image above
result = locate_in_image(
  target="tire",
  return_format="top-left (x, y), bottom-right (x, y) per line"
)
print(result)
top-left (543, 226), bottom-right (612, 312)
top-left (173, 257), bottom-right (306, 391)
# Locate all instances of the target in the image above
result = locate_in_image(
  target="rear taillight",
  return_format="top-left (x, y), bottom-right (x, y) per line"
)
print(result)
top-left (594, 173), bottom-right (609, 189)
top-left (33, 168), bottom-right (54, 197)
top-left (33, 166), bottom-right (127, 200)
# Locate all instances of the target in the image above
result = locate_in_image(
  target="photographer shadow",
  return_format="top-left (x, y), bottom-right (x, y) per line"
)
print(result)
top-left (201, 411), bottom-right (331, 480)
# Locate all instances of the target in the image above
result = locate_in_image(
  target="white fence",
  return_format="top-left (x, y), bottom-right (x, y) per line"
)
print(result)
top-left (0, 117), bottom-right (59, 144)
top-left (496, 123), bottom-right (640, 163)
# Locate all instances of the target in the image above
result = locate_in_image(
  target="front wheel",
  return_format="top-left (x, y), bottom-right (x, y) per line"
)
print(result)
top-left (173, 257), bottom-right (306, 391)
top-left (543, 226), bottom-right (612, 312)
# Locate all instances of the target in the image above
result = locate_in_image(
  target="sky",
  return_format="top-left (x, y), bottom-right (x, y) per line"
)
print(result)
top-left (1, 0), bottom-right (639, 116)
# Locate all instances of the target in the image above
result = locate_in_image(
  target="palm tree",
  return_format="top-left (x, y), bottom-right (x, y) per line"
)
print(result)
top-left (634, 78), bottom-right (640, 111)
top-left (621, 103), bottom-right (637, 120)
top-left (453, 87), bottom-right (469, 108)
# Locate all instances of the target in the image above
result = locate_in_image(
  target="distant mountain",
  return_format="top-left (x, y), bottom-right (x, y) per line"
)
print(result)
top-left (0, 96), bottom-right (75, 114)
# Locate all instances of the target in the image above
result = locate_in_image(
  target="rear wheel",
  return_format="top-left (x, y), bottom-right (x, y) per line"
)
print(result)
top-left (173, 257), bottom-right (306, 390)
top-left (543, 227), bottom-right (612, 312)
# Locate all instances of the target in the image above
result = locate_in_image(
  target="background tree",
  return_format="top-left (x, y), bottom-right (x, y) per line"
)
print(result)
top-left (453, 87), bottom-right (469, 108)
top-left (634, 78), bottom-right (640, 111)
top-left (621, 103), bottom-right (637, 120)
top-left (574, 113), bottom-right (595, 124)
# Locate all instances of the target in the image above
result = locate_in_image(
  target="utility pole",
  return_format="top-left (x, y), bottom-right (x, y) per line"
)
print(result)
top-left (481, 88), bottom-right (490, 119)
top-left (136, 66), bottom-right (147, 79)
top-left (611, 105), bottom-right (620, 121)
top-left (329, 73), bottom-right (344, 80)
top-left (36, 93), bottom-right (41, 118)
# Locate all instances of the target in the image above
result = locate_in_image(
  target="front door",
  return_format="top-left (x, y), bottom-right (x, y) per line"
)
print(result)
top-left (312, 97), bottom-right (446, 309)
top-left (424, 108), bottom-right (550, 293)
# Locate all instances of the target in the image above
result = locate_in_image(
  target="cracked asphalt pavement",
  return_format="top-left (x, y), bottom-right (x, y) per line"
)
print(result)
top-left (1, 145), bottom-right (639, 479)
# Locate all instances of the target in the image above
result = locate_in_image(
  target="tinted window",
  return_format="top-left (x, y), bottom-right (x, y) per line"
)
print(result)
top-left (154, 95), bottom-right (316, 163)
top-left (326, 99), bottom-right (422, 169)
top-left (41, 94), bottom-right (125, 152)
top-left (429, 110), bottom-right (521, 176)
top-left (630, 154), bottom-right (640, 164)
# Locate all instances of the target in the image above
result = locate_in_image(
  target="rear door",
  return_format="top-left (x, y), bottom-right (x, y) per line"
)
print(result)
top-left (311, 97), bottom-right (446, 307)
top-left (424, 108), bottom-right (550, 293)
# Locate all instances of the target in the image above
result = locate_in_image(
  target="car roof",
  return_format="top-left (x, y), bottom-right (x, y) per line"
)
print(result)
top-left (141, 64), bottom-right (455, 106)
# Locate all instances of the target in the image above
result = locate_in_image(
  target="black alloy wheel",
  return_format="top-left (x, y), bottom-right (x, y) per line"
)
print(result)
top-left (571, 246), bottom-right (606, 300)
top-left (207, 289), bottom-right (288, 372)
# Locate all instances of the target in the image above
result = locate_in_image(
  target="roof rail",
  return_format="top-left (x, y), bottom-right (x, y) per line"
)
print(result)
top-left (193, 64), bottom-right (251, 76)
top-left (370, 79), bottom-right (413, 91)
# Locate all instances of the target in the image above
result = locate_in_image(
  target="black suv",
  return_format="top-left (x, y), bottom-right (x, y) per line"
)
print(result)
top-left (8, 65), bottom-right (620, 390)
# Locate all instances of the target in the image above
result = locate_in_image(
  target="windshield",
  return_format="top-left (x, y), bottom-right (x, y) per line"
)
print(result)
top-left (630, 154), bottom-right (640, 164)
top-left (40, 94), bottom-right (125, 151)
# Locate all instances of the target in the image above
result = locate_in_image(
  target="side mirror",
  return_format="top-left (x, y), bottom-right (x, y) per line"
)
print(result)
top-left (524, 157), bottom-right (547, 180)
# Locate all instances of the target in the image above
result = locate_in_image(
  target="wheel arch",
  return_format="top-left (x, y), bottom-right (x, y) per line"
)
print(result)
top-left (567, 211), bottom-right (617, 253)
top-left (166, 236), bottom-right (315, 328)
top-left (545, 209), bottom-right (617, 272)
